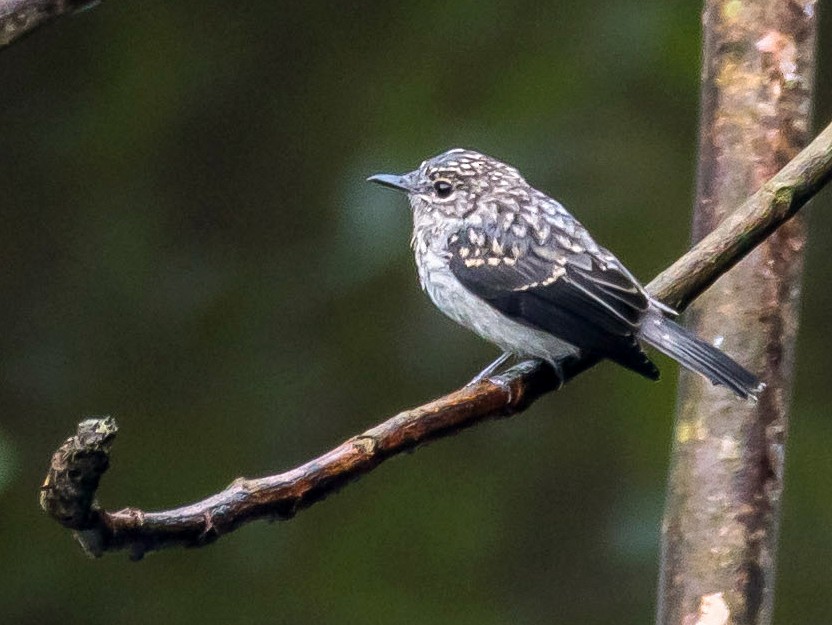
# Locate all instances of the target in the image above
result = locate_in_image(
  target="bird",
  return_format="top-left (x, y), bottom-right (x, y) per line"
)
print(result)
top-left (367, 148), bottom-right (764, 400)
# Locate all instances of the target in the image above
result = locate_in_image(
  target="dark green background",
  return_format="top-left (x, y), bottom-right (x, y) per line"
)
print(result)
top-left (1, 2), bottom-right (830, 623)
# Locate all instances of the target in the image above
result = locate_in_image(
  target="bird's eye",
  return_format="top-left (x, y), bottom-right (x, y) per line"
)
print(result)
top-left (433, 179), bottom-right (454, 198)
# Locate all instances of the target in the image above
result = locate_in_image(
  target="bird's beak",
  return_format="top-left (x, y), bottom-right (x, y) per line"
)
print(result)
top-left (366, 173), bottom-right (413, 193)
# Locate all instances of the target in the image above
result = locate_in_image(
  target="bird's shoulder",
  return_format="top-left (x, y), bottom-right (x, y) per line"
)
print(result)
top-left (449, 194), bottom-right (609, 279)
top-left (446, 194), bottom-right (650, 327)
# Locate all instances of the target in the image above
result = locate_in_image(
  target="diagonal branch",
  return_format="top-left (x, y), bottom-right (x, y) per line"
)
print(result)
top-left (40, 120), bottom-right (832, 559)
top-left (0, 0), bottom-right (99, 49)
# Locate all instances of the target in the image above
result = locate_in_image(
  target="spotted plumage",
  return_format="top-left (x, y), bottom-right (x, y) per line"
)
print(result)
top-left (368, 149), bottom-right (764, 399)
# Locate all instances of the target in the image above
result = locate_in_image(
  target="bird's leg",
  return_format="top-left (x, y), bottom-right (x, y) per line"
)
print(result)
top-left (467, 352), bottom-right (513, 386)
top-left (548, 358), bottom-right (565, 391)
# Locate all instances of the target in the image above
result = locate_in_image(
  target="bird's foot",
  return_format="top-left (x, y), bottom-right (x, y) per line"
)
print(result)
top-left (466, 352), bottom-right (515, 403)
top-left (466, 352), bottom-right (512, 387)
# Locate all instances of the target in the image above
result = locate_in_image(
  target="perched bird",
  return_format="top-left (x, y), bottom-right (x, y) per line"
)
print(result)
top-left (368, 149), bottom-right (764, 400)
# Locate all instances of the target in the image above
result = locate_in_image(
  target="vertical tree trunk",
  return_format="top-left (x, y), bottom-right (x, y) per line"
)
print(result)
top-left (656, 2), bottom-right (817, 625)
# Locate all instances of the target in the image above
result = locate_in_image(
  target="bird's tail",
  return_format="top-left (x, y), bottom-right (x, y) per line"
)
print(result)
top-left (638, 311), bottom-right (765, 400)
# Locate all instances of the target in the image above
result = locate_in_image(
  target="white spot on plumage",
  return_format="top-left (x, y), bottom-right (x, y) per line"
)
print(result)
top-left (536, 223), bottom-right (550, 245)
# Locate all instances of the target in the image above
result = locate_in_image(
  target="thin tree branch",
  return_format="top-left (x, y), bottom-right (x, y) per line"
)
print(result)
top-left (0, 0), bottom-right (98, 49)
top-left (657, 4), bottom-right (817, 625)
top-left (41, 119), bottom-right (832, 559)
top-left (649, 120), bottom-right (829, 312)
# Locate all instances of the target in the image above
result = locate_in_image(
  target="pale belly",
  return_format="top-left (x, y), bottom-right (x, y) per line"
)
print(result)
top-left (418, 261), bottom-right (578, 365)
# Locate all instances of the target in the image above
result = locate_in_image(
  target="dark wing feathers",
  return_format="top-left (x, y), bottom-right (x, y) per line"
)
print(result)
top-left (448, 225), bottom-right (659, 380)
top-left (565, 260), bottom-right (647, 326)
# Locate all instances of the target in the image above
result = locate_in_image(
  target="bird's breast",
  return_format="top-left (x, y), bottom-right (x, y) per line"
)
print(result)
top-left (414, 248), bottom-right (577, 364)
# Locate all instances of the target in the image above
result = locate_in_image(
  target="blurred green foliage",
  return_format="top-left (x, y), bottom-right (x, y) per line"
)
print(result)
top-left (0, 1), bottom-right (830, 623)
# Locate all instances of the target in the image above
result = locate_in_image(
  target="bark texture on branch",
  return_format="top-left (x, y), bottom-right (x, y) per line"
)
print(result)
top-left (39, 118), bottom-right (832, 559)
top-left (657, 2), bottom-right (817, 625)
top-left (0, 0), bottom-right (96, 49)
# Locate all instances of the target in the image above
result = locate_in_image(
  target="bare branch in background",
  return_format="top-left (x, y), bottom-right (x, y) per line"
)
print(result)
top-left (40, 119), bottom-right (832, 559)
top-left (0, 0), bottom-right (98, 49)
top-left (657, 3), bottom-right (818, 625)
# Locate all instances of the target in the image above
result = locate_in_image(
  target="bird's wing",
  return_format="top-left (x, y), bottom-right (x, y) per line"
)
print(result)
top-left (447, 222), bottom-right (659, 379)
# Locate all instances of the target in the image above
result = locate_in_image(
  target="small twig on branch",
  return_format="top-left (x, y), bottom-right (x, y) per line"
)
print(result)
top-left (41, 120), bottom-right (832, 559)
top-left (0, 0), bottom-right (98, 49)
top-left (39, 417), bottom-right (118, 556)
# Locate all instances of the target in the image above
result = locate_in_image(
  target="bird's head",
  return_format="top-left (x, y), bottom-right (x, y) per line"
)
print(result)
top-left (368, 148), bottom-right (527, 220)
